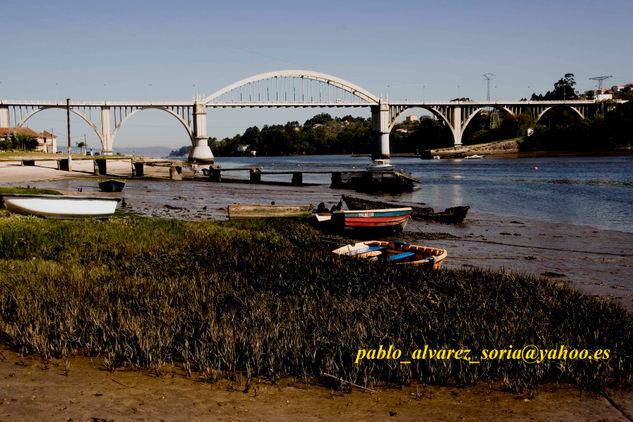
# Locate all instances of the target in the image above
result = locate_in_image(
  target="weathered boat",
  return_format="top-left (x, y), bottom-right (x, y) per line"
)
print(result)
top-left (342, 195), bottom-right (469, 224)
top-left (98, 179), bottom-right (126, 192)
top-left (332, 240), bottom-right (447, 269)
top-left (227, 204), bottom-right (313, 220)
top-left (331, 207), bottom-right (411, 234)
top-left (1, 194), bottom-right (119, 218)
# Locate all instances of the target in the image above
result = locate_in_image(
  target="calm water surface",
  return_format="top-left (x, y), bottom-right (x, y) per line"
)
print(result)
top-left (213, 155), bottom-right (633, 233)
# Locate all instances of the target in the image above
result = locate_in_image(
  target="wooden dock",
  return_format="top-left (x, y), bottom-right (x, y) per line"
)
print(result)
top-left (204, 166), bottom-right (420, 191)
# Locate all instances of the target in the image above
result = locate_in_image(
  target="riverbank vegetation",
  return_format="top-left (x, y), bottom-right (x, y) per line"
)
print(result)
top-left (0, 214), bottom-right (631, 391)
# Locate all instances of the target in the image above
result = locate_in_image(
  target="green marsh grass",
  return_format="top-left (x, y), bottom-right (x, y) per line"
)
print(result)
top-left (0, 213), bottom-right (630, 391)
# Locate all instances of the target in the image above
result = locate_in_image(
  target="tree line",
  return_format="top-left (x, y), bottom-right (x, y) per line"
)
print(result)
top-left (168, 73), bottom-right (632, 157)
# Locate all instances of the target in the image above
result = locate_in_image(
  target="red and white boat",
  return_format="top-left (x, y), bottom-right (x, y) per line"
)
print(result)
top-left (329, 207), bottom-right (412, 234)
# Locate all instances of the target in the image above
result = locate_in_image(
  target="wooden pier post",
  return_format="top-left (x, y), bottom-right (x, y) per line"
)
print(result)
top-left (132, 162), bottom-right (144, 177)
top-left (331, 172), bottom-right (342, 188)
top-left (170, 166), bottom-right (183, 180)
top-left (210, 169), bottom-right (222, 182)
top-left (250, 168), bottom-right (261, 184)
top-left (291, 172), bottom-right (303, 186)
top-left (58, 158), bottom-right (69, 171)
top-left (95, 159), bottom-right (107, 175)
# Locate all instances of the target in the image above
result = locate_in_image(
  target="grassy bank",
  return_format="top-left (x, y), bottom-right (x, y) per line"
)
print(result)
top-left (0, 213), bottom-right (631, 391)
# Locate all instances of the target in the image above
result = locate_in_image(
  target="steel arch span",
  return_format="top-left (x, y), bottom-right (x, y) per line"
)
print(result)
top-left (202, 70), bottom-right (380, 105)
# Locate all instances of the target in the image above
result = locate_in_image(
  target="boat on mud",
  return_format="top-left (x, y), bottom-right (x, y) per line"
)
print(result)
top-left (227, 204), bottom-right (313, 220)
top-left (342, 195), bottom-right (469, 224)
top-left (318, 207), bottom-right (412, 234)
top-left (332, 240), bottom-right (447, 269)
top-left (1, 194), bottom-right (119, 218)
top-left (98, 179), bottom-right (126, 192)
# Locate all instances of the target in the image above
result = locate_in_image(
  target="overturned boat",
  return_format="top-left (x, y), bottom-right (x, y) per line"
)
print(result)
top-left (1, 194), bottom-right (119, 218)
top-left (98, 179), bottom-right (126, 192)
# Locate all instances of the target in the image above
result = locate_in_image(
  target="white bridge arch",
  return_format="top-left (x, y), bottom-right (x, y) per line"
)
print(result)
top-left (203, 70), bottom-right (379, 105)
top-left (16, 106), bottom-right (105, 144)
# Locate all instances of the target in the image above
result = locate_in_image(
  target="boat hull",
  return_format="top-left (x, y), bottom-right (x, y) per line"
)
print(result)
top-left (332, 240), bottom-right (447, 269)
top-left (228, 204), bottom-right (313, 219)
top-left (342, 195), bottom-right (469, 224)
top-left (1, 194), bottom-right (118, 218)
top-left (332, 207), bottom-right (411, 234)
top-left (99, 180), bottom-right (126, 192)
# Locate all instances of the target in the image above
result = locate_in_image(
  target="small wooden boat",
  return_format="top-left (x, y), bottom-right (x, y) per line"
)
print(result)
top-left (332, 240), bottom-right (447, 269)
top-left (1, 194), bottom-right (119, 218)
top-left (331, 207), bottom-right (411, 234)
top-left (342, 195), bottom-right (469, 224)
top-left (464, 154), bottom-right (485, 159)
top-left (98, 179), bottom-right (126, 192)
top-left (227, 204), bottom-right (313, 220)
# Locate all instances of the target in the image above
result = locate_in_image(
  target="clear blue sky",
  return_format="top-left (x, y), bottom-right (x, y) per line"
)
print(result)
top-left (1, 0), bottom-right (631, 151)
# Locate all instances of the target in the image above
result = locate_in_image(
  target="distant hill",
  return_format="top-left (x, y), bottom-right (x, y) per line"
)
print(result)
top-left (168, 145), bottom-right (192, 157)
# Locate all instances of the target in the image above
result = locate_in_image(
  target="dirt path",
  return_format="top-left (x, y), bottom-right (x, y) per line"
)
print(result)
top-left (1, 346), bottom-right (631, 421)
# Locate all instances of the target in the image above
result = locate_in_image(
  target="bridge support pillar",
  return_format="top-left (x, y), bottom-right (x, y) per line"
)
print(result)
top-left (188, 102), bottom-right (214, 164)
top-left (371, 101), bottom-right (391, 160)
top-left (0, 107), bottom-right (9, 127)
top-left (101, 107), bottom-right (114, 155)
top-left (452, 106), bottom-right (463, 146)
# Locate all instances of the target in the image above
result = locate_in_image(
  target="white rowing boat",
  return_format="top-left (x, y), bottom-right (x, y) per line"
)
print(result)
top-left (1, 194), bottom-right (119, 218)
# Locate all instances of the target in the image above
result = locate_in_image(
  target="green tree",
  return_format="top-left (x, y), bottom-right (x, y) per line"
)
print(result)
top-left (76, 141), bottom-right (87, 155)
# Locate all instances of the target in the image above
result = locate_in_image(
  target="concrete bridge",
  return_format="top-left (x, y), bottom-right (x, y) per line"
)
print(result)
top-left (0, 70), bottom-right (613, 163)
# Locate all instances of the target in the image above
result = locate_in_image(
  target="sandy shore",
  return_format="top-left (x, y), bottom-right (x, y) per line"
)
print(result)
top-left (1, 159), bottom-right (633, 420)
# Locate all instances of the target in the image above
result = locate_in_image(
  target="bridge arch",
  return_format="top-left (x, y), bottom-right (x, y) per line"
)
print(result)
top-left (389, 105), bottom-right (452, 131)
top-left (203, 70), bottom-right (379, 105)
top-left (111, 106), bottom-right (194, 143)
top-left (535, 105), bottom-right (584, 123)
top-left (388, 105), bottom-right (457, 146)
top-left (16, 106), bottom-right (104, 144)
top-left (461, 105), bottom-right (515, 136)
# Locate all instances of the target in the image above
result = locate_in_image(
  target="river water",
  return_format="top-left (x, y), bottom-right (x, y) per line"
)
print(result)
top-left (210, 154), bottom-right (633, 233)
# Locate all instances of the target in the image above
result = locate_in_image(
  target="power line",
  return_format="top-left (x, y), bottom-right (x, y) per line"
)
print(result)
top-left (589, 75), bottom-right (613, 91)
